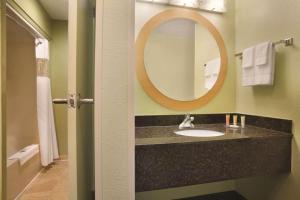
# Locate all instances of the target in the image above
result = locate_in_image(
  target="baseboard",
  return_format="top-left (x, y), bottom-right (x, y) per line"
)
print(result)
top-left (176, 191), bottom-right (247, 200)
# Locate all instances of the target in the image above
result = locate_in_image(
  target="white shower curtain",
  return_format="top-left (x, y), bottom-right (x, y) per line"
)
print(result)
top-left (36, 39), bottom-right (59, 166)
top-left (37, 76), bottom-right (59, 166)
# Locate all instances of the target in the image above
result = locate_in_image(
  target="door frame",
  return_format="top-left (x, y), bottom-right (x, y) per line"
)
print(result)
top-left (1, 0), bottom-right (136, 199)
top-left (2, 0), bottom-right (96, 199)
top-left (94, 0), bottom-right (103, 199)
top-left (0, 0), bottom-right (6, 198)
top-left (93, 0), bottom-right (135, 199)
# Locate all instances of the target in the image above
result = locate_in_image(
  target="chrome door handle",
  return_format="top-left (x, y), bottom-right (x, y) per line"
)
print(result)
top-left (78, 98), bottom-right (94, 108)
top-left (79, 99), bottom-right (94, 104)
top-left (53, 94), bottom-right (94, 109)
top-left (53, 98), bottom-right (68, 104)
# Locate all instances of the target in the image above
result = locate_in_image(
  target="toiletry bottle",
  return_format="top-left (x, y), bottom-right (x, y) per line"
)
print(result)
top-left (226, 114), bottom-right (230, 127)
top-left (233, 115), bottom-right (238, 126)
top-left (241, 116), bottom-right (246, 128)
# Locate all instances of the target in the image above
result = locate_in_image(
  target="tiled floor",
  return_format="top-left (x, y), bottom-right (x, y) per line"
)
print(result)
top-left (18, 161), bottom-right (68, 200)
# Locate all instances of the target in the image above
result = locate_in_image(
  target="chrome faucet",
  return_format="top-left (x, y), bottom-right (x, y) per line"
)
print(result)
top-left (179, 114), bottom-right (195, 129)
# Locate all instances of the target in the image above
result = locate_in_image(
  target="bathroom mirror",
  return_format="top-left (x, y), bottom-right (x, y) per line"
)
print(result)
top-left (144, 18), bottom-right (220, 101)
top-left (136, 9), bottom-right (228, 110)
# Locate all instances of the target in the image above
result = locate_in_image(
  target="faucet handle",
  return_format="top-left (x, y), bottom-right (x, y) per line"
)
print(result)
top-left (190, 116), bottom-right (194, 121)
top-left (179, 114), bottom-right (194, 129)
top-left (185, 113), bottom-right (191, 118)
top-left (182, 113), bottom-right (189, 121)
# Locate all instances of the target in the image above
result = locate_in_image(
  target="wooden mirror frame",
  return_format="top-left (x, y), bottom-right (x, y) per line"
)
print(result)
top-left (136, 8), bottom-right (228, 111)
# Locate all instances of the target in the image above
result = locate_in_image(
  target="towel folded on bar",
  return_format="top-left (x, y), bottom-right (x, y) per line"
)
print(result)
top-left (241, 42), bottom-right (275, 86)
top-left (254, 42), bottom-right (275, 85)
top-left (255, 42), bottom-right (270, 65)
top-left (242, 46), bottom-right (255, 86)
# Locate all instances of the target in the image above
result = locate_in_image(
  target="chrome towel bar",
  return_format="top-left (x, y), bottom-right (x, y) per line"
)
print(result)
top-left (235, 37), bottom-right (294, 58)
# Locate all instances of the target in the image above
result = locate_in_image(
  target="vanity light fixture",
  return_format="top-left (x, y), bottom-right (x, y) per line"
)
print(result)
top-left (137, 0), bottom-right (226, 13)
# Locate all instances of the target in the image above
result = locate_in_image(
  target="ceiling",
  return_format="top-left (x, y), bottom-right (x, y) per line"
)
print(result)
top-left (39, 0), bottom-right (68, 20)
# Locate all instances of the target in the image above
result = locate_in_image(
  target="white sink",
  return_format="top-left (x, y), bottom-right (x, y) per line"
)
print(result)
top-left (174, 130), bottom-right (224, 137)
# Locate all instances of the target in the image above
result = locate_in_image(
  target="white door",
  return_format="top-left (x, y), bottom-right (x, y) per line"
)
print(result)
top-left (68, 0), bottom-right (95, 199)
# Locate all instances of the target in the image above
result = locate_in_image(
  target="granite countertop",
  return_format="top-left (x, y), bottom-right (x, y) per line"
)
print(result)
top-left (135, 124), bottom-right (292, 146)
top-left (135, 115), bottom-right (293, 192)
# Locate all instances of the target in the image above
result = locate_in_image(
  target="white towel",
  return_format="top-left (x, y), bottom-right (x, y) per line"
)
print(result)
top-left (242, 47), bottom-right (255, 68)
top-left (242, 46), bottom-right (255, 86)
top-left (254, 42), bottom-right (275, 85)
top-left (37, 76), bottom-right (59, 166)
top-left (255, 42), bottom-right (270, 66)
top-left (205, 58), bottom-right (220, 90)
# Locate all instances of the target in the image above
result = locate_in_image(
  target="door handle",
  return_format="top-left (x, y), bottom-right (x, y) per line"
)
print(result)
top-left (53, 94), bottom-right (94, 109)
top-left (78, 98), bottom-right (94, 108)
top-left (79, 99), bottom-right (94, 104)
top-left (53, 98), bottom-right (68, 104)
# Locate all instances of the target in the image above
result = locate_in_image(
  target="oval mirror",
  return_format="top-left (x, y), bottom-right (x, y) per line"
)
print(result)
top-left (136, 9), bottom-right (228, 110)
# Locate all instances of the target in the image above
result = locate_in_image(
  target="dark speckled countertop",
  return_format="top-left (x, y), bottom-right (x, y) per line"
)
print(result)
top-left (135, 122), bottom-right (292, 192)
top-left (135, 124), bottom-right (292, 146)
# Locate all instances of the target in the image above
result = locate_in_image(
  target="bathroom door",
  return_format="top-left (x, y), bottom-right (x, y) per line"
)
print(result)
top-left (68, 0), bottom-right (94, 199)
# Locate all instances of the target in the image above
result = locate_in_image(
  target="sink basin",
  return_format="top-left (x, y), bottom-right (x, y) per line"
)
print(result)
top-left (174, 130), bottom-right (224, 137)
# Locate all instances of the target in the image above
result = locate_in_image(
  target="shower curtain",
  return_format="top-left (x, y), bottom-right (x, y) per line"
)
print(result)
top-left (36, 39), bottom-right (59, 166)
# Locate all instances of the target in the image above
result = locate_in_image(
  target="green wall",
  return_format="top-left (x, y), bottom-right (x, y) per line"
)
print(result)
top-left (135, 2), bottom-right (236, 115)
top-left (235, 0), bottom-right (300, 199)
top-left (50, 20), bottom-right (68, 156)
top-left (7, 0), bottom-right (51, 38)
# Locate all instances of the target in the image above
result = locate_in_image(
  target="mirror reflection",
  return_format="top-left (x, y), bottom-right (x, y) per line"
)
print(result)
top-left (144, 19), bottom-right (220, 101)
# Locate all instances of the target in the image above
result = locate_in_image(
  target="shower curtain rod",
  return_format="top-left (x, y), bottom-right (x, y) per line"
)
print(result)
top-left (6, 13), bottom-right (43, 46)
top-left (6, 3), bottom-right (46, 44)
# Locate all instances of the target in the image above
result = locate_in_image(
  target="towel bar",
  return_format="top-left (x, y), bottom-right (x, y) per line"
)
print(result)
top-left (235, 37), bottom-right (294, 58)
